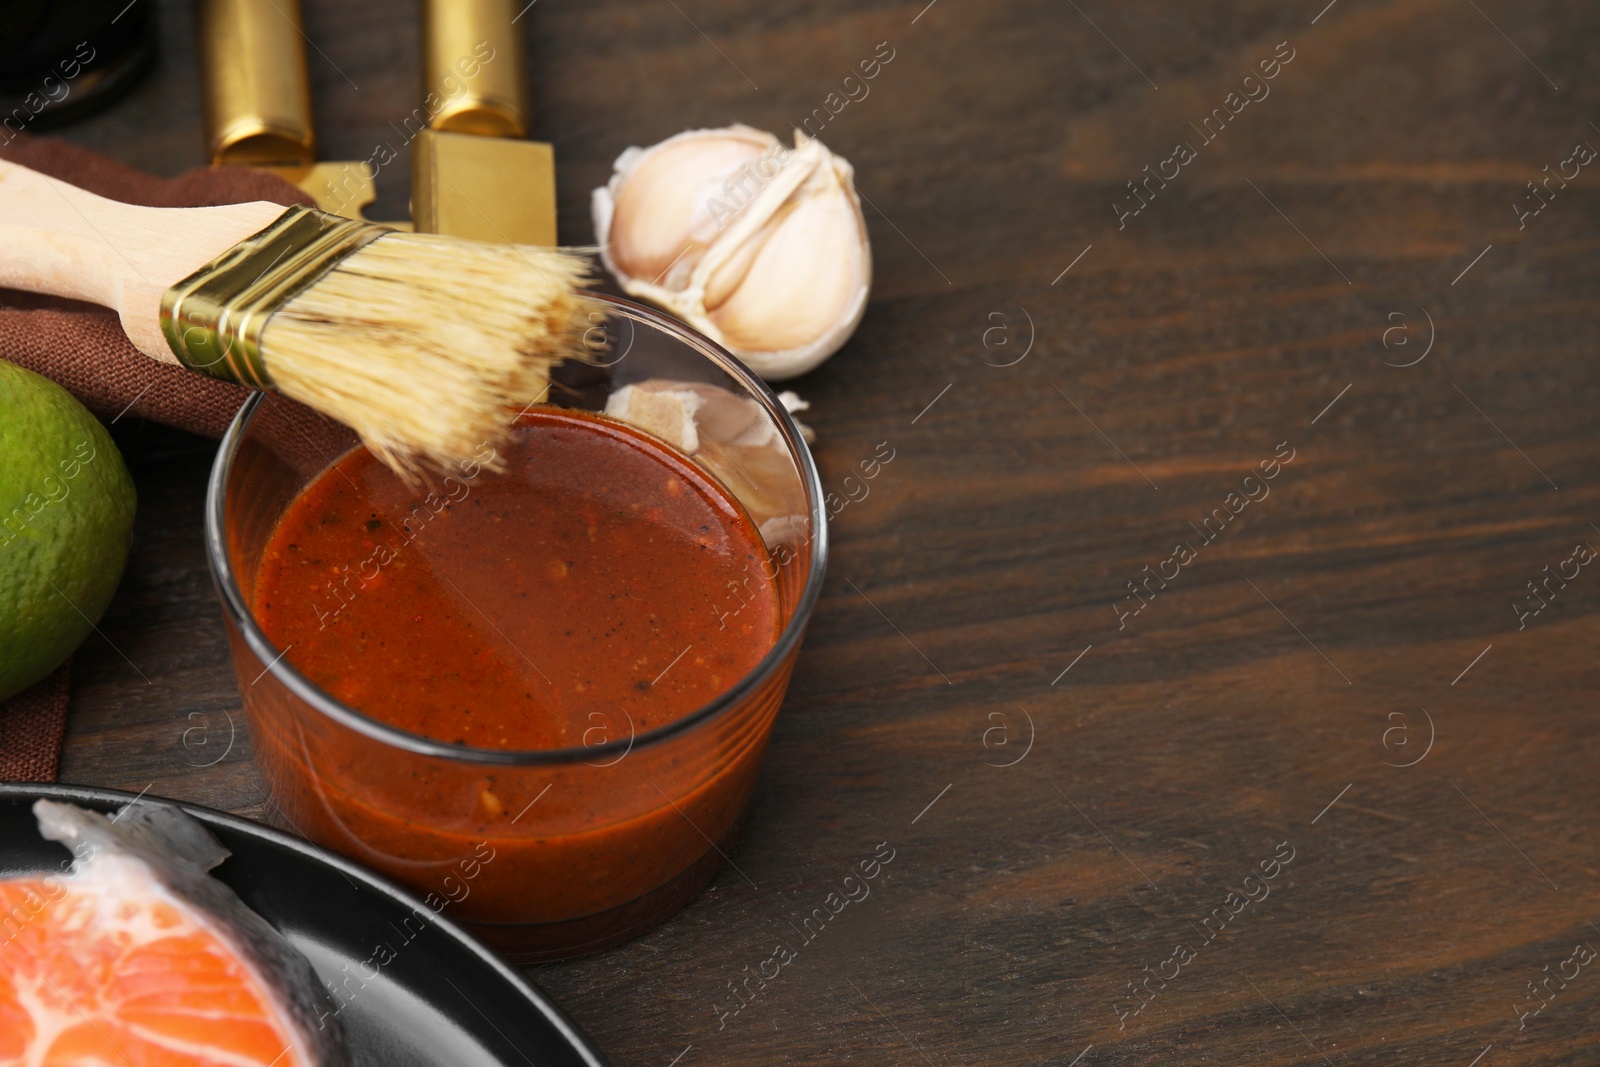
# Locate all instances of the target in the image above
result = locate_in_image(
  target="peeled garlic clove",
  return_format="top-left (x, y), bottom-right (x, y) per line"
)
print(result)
top-left (592, 125), bottom-right (871, 381)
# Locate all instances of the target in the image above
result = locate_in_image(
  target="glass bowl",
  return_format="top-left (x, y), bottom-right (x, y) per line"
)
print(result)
top-left (205, 294), bottom-right (826, 962)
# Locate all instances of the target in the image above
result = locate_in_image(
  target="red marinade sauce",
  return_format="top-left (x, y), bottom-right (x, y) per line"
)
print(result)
top-left (251, 408), bottom-right (779, 749)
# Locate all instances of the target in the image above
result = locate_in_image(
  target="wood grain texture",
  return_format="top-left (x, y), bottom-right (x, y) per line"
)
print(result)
top-left (52, 0), bottom-right (1600, 1064)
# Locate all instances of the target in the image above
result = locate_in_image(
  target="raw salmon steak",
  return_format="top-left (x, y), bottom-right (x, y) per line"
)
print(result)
top-left (0, 799), bottom-right (348, 1066)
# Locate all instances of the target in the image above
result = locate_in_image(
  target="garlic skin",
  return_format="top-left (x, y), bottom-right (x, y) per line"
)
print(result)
top-left (592, 125), bottom-right (871, 380)
top-left (604, 379), bottom-right (811, 537)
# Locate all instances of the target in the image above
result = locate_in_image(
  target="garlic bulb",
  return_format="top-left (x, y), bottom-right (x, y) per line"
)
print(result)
top-left (592, 125), bottom-right (871, 380)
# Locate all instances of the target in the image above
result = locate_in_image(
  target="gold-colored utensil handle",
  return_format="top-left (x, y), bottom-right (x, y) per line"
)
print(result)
top-left (197, 0), bottom-right (316, 166)
top-left (423, 0), bottom-right (529, 137)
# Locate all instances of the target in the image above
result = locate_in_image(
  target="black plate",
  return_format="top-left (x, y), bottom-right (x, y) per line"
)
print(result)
top-left (0, 783), bottom-right (608, 1067)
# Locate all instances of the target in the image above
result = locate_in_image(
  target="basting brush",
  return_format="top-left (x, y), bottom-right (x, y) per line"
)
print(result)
top-left (0, 158), bottom-right (594, 473)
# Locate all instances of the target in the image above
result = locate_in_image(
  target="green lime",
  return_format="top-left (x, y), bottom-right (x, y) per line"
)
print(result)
top-left (0, 362), bottom-right (136, 700)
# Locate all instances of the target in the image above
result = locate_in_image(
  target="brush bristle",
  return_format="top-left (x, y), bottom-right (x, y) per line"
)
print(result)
top-left (259, 232), bottom-right (596, 477)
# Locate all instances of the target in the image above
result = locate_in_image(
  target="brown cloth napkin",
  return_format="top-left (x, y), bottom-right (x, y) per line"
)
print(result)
top-left (0, 662), bottom-right (72, 783)
top-left (0, 133), bottom-right (312, 781)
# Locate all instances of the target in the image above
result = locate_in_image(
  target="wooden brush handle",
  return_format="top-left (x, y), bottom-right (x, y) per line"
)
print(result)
top-left (0, 159), bottom-right (286, 363)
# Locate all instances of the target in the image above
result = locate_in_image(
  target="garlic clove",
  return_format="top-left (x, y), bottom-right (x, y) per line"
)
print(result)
top-left (592, 125), bottom-right (871, 381)
top-left (705, 154), bottom-right (867, 360)
top-left (603, 380), bottom-right (705, 454)
top-left (604, 379), bottom-right (811, 531)
top-left (602, 129), bottom-right (771, 287)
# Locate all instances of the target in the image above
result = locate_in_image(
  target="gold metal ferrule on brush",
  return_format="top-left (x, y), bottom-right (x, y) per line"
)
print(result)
top-left (159, 206), bottom-right (388, 388)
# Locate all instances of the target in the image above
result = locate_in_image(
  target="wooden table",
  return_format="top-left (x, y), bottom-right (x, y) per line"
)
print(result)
top-left (52, 1), bottom-right (1600, 1063)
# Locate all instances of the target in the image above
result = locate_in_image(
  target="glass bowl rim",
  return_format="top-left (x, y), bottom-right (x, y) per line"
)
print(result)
top-left (203, 292), bottom-right (829, 768)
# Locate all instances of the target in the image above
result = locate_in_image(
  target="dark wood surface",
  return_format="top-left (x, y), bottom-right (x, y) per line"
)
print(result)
top-left (47, 0), bottom-right (1600, 1063)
